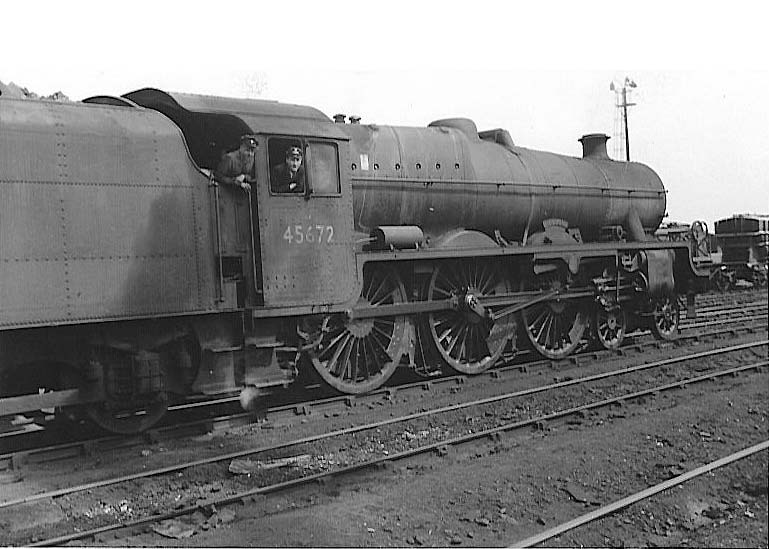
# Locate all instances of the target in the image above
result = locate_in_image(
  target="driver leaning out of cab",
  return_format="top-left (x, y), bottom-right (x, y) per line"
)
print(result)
top-left (271, 143), bottom-right (305, 194)
top-left (216, 134), bottom-right (257, 190)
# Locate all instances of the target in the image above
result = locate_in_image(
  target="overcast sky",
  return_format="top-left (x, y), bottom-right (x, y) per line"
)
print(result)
top-left (3, 0), bottom-right (767, 228)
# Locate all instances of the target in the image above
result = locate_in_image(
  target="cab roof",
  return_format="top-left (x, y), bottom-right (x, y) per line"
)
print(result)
top-left (119, 87), bottom-right (347, 170)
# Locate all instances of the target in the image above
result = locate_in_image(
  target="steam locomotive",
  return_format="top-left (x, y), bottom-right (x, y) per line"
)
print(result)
top-left (0, 88), bottom-right (710, 434)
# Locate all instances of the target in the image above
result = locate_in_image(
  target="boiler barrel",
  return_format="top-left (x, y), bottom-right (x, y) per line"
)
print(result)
top-left (342, 119), bottom-right (666, 243)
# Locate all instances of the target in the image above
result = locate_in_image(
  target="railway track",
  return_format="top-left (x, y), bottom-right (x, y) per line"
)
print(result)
top-left (2, 302), bottom-right (765, 468)
top-left (510, 440), bottom-right (769, 547)
top-left (4, 339), bottom-right (766, 546)
top-left (691, 302), bottom-right (766, 318)
top-left (695, 289), bottom-right (765, 306)
top-left (2, 301), bottom-right (765, 466)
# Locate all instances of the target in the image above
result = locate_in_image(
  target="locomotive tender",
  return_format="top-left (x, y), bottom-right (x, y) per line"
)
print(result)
top-left (0, 88), bottom-right (709, 433)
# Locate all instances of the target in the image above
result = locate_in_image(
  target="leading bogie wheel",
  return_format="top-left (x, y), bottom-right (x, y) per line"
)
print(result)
top-left (306, 267), bottom-right (409, 394)
top-left (650, 295), bottom-right (680, 341)
top-left (594, 304), bottom-right (627, 351)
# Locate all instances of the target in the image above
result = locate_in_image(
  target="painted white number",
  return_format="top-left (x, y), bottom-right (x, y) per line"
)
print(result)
top-left (283, 224), bottom-right (335, 245)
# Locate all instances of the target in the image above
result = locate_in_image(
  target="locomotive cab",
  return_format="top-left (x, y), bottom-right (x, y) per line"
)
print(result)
top-left (122, 88), bottom-right (358, 312)
top-left (252, 134), bottom-right (356, 309)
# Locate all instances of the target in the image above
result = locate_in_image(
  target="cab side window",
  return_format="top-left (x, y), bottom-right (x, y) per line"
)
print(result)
top-left (308, 141), bottom-right (340, 195)
top-left (267, 138), bottom-right (340, 196)
top-left (269, 138), bottom-right (306, 194)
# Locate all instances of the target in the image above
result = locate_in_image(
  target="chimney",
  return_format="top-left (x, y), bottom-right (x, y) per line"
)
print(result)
top-left (578, 133), bottom-right (610, 160)
top-left (333, 113), bottom-right (346, 124)
top-left (349, 115), bottom-right (361, 124)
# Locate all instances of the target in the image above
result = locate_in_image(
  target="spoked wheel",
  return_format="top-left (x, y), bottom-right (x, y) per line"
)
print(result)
top-left (520, 271), bottom-right (588, 360)
top-left (307, 267), bottom-right (409, 394)
top-left (594, 304), bottom-right (627, 350)
top-left (425, 260), bottom-right (516, 375)
top-left (650, 295), bottom-right (680, 341)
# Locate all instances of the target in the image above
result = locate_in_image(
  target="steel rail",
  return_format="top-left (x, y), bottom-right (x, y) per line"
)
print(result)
top-left (4, 340), bottom-right (765, 511)
top-left (30, 360), bottom-right (768, 547)
top-left (1, 317), bottom-right (764, 461)
top-left (1, 297), bottom-right (762, 418)
top-left (2, 318), bottom-right (764, 467)
top-left (695, 307), bottom-right (767, 319)
top-left (510, 440), bottom-right (769, 548)
top-left (680, 314), bottom-right (767, 330)
top-left (694, 300), bottom-right (766, 314)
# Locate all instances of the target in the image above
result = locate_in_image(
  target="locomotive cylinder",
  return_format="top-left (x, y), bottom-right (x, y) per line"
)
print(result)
top-left (341, 119), bottom-right (666, 244)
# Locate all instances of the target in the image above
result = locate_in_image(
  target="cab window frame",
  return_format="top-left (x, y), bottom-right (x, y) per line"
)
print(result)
top-left (266, 136), bottom-right (341, 197)
top-left (306, 139), bottom-right (341, 197)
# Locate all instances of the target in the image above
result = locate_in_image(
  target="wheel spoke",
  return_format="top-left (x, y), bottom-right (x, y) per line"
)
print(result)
top-left (367, 337), bottom-right (382, 376)
top-left (551, 314), bottom-right (561, 349)
top-left (534, 309), bottom-right (550, 342)
top-left (530, 306), bottom-right (548, 333)
top-left (320, 327), bottom-right (349, 358)
top-left (328, 333), bottom-right (353, 376)
top-left (444, 325), bottom-right (462, 355)
top-left (477, 264), bottom-right (494, 294)
top-left (368, 275), bottom-right (390, 304)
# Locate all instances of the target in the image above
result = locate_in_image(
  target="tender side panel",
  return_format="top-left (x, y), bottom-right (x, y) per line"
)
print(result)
top-left (0, 99), bottom-right (218, 328)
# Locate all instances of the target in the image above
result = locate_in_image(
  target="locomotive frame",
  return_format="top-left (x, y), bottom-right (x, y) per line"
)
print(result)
top-left (0, 88), bottom-right (710, 434)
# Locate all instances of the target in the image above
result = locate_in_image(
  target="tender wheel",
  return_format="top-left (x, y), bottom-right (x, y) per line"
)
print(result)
top-left (520, 271), bottom-right (588, 360)
top-left (424, 260), bottom-right (516, 375)
top-left (650, 295), bottom-right (680, 341)
top-left (307, 267), bottom-right (409, 394)
top-left (84, 397), bottom-right (169, 435)
top-left (752, 269), bottom-right (767, 288)
top-left (713, 270), bottom-right (731, 292)
top-left (594, 304), bottom-right (626, 350)
top-left (59, 366), bottom-right (168, 435)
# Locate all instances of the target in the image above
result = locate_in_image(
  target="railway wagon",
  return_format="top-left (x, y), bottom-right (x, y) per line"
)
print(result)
top-left (0, 88), bottom-right (709, 433)
top-left (712, 214), bottom-right (769, 290)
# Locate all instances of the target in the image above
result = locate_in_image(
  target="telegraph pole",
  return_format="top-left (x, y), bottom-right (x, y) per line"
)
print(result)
top-left (610, 77), bottom-right (637, 161)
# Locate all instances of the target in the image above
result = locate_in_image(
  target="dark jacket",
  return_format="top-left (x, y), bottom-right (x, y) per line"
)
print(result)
top-left (271, 163), bottom-right (305, 193)
top-left (216, 150), bottom-right (255, 186)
